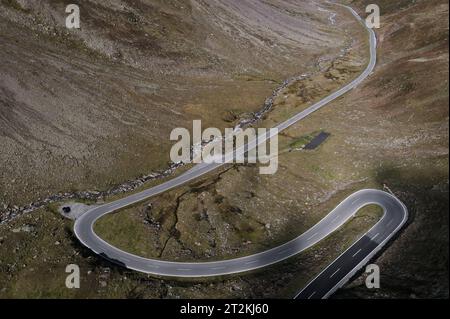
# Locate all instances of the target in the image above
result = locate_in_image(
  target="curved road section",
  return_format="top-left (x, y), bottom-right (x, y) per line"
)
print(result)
top-left (74, 5), bottom-right (408, 298)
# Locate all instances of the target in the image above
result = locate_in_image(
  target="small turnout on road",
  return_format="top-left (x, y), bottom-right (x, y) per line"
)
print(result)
top-left (59, 202), bottom-right (93, 220)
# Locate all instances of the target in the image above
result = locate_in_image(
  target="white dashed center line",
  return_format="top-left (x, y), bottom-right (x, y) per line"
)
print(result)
top-left (331, 215), bottom-right (340, 223)
top-left (308, 292), bottom-right (317, 299)
top-left (329, 268), bottom-right (341, 279)
top-left (211, 266), bottom-right (226, 271)
top-left (277, 248), bottom-right (290, 256)
top-left (352, 248), bottom-right (362, 258)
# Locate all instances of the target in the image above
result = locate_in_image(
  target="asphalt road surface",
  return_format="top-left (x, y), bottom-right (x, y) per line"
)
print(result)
top-left (73, 5), bottom-right (408, 298)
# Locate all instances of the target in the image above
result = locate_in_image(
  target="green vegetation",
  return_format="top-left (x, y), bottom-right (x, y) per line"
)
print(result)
top-left (0, 0), bottom-right (447, 299)
top-left (95, 209), bottom-right (160, 258)
top-left (1, 0), bottom-right (29, 12)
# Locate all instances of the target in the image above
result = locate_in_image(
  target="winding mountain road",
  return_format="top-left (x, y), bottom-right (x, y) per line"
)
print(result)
top-left (73, 4), bottom-right (408, 299)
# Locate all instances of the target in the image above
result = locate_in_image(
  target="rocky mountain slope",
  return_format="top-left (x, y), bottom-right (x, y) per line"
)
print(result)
top-left (0, 0), bottom-right (346, 209)
top-left (0, 0), bottom-right (447, 299)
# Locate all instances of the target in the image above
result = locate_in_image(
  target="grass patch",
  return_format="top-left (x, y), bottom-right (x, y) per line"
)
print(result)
top-left (289, 131), bottom-right (322, 149)
top-left (94, 207), bottom-right (159, 258)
